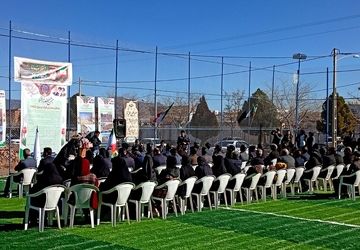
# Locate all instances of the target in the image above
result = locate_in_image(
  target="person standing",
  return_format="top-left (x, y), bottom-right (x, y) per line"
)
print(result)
top-left (89, 131), bottom-right (102, 156)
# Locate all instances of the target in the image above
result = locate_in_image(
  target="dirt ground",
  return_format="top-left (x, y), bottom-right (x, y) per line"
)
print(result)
top-left (0, 145), bottom-right (20, 177)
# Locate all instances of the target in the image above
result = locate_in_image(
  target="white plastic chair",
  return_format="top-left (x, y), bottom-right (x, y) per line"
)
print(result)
top-left (24, 185), bottom-right (66, 232)
top-left (63, 184), bottom-right (99, 228)
top-left (154, 165), bottom-right (166, 175)
top-left (318, 165), bottom-right (335, 191)
top-left (283, 168), bottom-right (296, 197)
top-left (303, 166), bottom-right (322, 192)
top-left (152, 179), bottom-right (180, 219)
top-left (210, 173), bottom-right (231, 208)
top-left (272, 169), bottom-right (287, 200)
top-left (192, 176), bottom-right (215, 211)
top-left (338, 170), bottom-right (360, 200)
top-left (242, 173), bottom-right (261, 204)
top-left (177, 176), bottom-right (197, 215)
top-left (241, 161), bottom-right (247, 170)
top-left (97, 182), bottom-right (135, 226)
top-left (129, 181), bottom-right (157, 222)
top-left (292, 167), bottom-right (305, 195)
top-left (225, 173), bottom-right (246, 205)
top-left (9, 168), bottom-right (37, 198)
top-left (333, 164), bottom-right (345, 179)
top-left (257, 171), bottom-right (276, 201)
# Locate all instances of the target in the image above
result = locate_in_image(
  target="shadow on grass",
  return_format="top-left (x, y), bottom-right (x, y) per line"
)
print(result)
top-left (0, 210), bottom-right (24, 218)
top-left (0, 223), bottom-right (23, 231)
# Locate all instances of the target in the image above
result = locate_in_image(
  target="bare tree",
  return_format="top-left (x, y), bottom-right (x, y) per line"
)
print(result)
top-left (161, 94), bottom-right (200, 128)
top-left (270, 78), bottom-right (321, 131)
top-left (223, 89), bottom-right (245, 136)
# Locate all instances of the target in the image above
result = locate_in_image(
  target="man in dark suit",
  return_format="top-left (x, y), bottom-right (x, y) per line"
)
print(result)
top-left (278, 149), bottom-right (295, 169)
top-left (37, 147), bottom-right (55, 173)
top-left (3, 148), bottom-right (37, 197)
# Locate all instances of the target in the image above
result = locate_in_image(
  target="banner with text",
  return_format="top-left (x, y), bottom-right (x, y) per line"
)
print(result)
top-left (97, 97), bottom-right (114, 143)
top-left (124, 101), bottom-right (139, 142)
top-left (20, 82), bottom-right (67, 157)
top-left (77, 96), bottom-right (95, 135)
top-left (14, 57), bottom-right (72, 85)
top-left (0, 90), bottom-right (6, 147)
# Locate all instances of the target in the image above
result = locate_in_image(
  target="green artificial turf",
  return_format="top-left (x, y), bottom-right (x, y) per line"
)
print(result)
top-left (1, 194), bottom-right (360, 250)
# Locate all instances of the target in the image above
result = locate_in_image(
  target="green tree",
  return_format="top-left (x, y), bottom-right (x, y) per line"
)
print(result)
top-left (239, 88), bottom-right (279, 128)
top-left (189, 95), bottom-right (219, 142)
top-left (316, 93), bottom-right (357, 136)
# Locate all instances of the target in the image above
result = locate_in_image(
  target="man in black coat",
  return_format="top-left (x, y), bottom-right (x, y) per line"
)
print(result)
top-left (37, 147), bottom-right (55, 173)
top-left (91, 148), bottom-right (111, 178)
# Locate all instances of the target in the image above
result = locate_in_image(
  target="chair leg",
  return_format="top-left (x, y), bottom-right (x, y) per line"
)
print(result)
top-left (162, 200), bottom-right (166, 219)
top-left (223, 192), bottom-right (228, 207)
top-left (97, 204), bottom-right (101, 226)
top-left (90, 209), bottom-right (95, 228)
top-left (173, 198), bottom-right (178, 217)
top-left (38, 209), bottom-right (42, 232)
top-left (238, 190), bottom-right (243, 204)
top-left (189, 197), bottom-right (194, 213)
top-left (41, 209), bottom-right (46, 232)
top-left (69, 207), bottom-right (75, 228)
top-left (126, 203), bottom-right (130, 224)
top-left (352, 186), bottom-right (356, 201)
top-left (113, 206), bottom-right (117, 227)
top-left (24, 206), bottom-right (30, 230)
top-left (148, 202), bottom-right (154, 220)
top-left (56, 207), bottom-right (61, 230)
top-left (207, 194), bottom-right (212, 210)
top-left (19, 184), bottom-right (23, 199)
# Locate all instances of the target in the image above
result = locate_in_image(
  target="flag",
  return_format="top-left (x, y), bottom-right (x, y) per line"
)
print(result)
top-left (33, 126), bottom-right (41, 167)
top-left (154, 103), bottom-right (174, 125)
top-left (107, 129), bottom-right (117, 158)
top-left (237, 110), bottom-right (249, 124)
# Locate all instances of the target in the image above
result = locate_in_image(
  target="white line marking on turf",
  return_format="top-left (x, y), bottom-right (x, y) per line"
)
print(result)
top-left (220, 207), bottom-right (360, 229)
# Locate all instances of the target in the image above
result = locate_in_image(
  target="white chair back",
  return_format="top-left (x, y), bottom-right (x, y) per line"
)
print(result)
top-left (181, 176), bottom-right (197, 198)
top-left (163, 179), bottom-right (180, 200)
top-left (346, 164), bottom-right (351, 171)
top-left (354, 170), bottom-right (360, 187)
top-left (63, 179), bottom-right (71, 188)
top-left (275, 169), bottom-right (287, 186)
top-left (285, 169), bottom-right (296, 184)
top-left (138, 181), bottom-right (157, 203)
top-left (263, 171), bottom-right (276, 188)
top-left (271, 159), bottom-right (277, 166)
top-left (231, 173), bottom-right (246, 192)
top-left (114, 183), bottom-right (135, 206)
top-left (335, 164), bottom-right (345, 178)
top-left (241, 161), bottom-right (247, 170)
top-left (249, 173), bottom-right (261, 190)
top-left (311, 166), bottom-right (322, 181)
top-left (294, 168), bottom-right (305, 182)
top-left (43, 185), bottom-right (66, 210)
top-left (215, 174), bottom-right (231, 193)
top-left (68, 184), bottom-right (99, 208)
top-left (155, 165), bottom-right (166, 175)
top-left (199, 176), bottom-right (215, 195)
top-left (324, 165), bottom-right (335, 180)
top-left (22, 168), bottom-right (37, 185)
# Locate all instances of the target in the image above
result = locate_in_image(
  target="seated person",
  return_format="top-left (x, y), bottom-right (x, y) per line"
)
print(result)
top-left (3, 148), bottom-right (37, 197)
top-left (91, 148), bottom-right (111, 178)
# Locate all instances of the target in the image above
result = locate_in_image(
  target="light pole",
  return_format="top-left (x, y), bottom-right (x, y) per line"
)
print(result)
top-left (292, 53), bottom-right (307, 142)
top-left (331, 48), bottom-right (360, 148)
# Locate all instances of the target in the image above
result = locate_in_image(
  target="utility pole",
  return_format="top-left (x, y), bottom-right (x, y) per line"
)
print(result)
top-left (332, 48), bottom-right (338, 148)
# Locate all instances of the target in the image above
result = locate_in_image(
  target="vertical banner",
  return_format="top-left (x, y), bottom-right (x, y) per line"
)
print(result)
top-left (97, 97), bottom-right (114, 143)
top-left (14, 57), bottom-right (72, 158)
top-left (0, 90), bottom-right (6, 147)
top-left (77, 96), bottom-right (95, 135)
top-left (124, 101), bottom-right (139, 143)
top-left (20, 82), bottom-right (67, 156)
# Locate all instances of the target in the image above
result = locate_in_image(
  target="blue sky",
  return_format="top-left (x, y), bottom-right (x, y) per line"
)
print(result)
top-left (1, 0), bottom-right (360, 110)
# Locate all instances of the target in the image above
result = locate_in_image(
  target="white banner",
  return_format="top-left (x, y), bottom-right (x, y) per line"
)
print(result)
top-left (20, 82), bottom-right (67, 158)
top-left (97, 97), bottom-right (114, 143)
top-left (0, 90), bottom-right (6, 147)
top-left (14, 57), bottom-right (72, 86)
top-left (124, 101), bottom-right (139, 141)
top-left (77, 96), bottom-right (95, 135)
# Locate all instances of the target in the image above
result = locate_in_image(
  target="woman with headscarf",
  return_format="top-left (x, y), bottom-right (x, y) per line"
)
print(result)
top-left (91, 148), bottom-right (111, 178)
